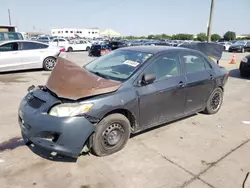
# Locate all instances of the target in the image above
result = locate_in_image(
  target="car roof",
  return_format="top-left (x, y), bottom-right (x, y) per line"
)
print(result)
top-left (0, 40), bottom-right (49, 45)
top-left (119, 46), bottom-right (193, 54)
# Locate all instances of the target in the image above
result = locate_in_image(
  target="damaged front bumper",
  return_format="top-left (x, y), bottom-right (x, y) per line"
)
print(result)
top-left (18, 87), bottom-right (95, 158)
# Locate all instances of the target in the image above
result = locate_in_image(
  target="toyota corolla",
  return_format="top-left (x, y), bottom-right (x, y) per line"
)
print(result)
top-left (18, 46), bottom-right (228, 158)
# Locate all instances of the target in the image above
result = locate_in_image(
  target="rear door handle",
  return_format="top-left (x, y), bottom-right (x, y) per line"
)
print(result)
top-left (177, 81), bottom-right (186, 88)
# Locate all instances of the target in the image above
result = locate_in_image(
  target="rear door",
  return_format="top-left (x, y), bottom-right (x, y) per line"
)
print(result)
top-left (58, 38), bottom-right (68, 47)
top-left (18, 42), bottom-right (48, 69)
top-left (0, 42), bottom-right (23, 72)
top-left (76, 40), bottom-right (87, 51)
top-left (180, 51), bottom-right (216, 114)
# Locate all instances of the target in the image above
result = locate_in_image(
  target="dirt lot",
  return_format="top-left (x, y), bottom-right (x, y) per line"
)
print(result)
top-left (0, 52), bottom-right (250, 188)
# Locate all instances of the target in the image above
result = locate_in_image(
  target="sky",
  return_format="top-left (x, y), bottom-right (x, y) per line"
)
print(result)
top-left (0, 0), bottom-right (249, 36)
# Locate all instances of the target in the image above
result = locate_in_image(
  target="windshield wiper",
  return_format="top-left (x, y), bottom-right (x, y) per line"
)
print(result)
top-left (90, 71), bottom-right (109, 79)
top-left (110, 70), bottom-right (120, 75)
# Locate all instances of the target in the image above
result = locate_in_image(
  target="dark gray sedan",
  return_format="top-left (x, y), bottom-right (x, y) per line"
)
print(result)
top-left (18, 46), bottom-right (229, 158)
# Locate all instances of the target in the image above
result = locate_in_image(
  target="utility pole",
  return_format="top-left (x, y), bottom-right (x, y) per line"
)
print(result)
top-left (8, 9), bottom-right (12, 25)
top-left (207, 0), bottom-right (214, 42)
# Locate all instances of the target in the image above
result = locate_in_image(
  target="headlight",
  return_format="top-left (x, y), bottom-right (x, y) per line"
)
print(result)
top-left (49, 103), bottom-right (93, 117)
top-left (242, 57), bottom-right (248, 63)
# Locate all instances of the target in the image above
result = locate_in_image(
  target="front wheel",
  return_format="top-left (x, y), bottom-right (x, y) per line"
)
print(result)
top-left (203, 88), bottom-right (223, 114)
top-left (91, 113), bottom-right (131, 156)
top-left (43, 57), bottom-right (56, 71)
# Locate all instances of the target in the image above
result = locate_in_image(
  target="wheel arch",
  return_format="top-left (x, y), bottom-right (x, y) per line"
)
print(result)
top-left (67, 46), bottom-right (73, 51)
top-left (102, 108), bottom-right (137, 132)
top-left (218, 85), bottom-right (224, 92)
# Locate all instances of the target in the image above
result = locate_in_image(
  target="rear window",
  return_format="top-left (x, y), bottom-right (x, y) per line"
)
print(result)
top-left (0, 32), bottom-right (24, 41)
top-left (91, 45), bottom-right (101, 49)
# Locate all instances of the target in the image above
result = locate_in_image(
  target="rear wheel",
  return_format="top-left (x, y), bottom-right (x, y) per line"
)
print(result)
top-left (203, 88), bottom-right (223, 114)
top-left (91, 113), bottom-right (131, 156)
top-left (43, 57), bottom-right (56, 71)
top-left (240, 69), bottom-right (248, 77)
top-left (67, 47), bottom-right (73, 52)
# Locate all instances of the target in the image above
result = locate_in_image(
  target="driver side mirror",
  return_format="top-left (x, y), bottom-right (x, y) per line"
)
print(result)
top-left (141, 73), bottom-right (156, 85)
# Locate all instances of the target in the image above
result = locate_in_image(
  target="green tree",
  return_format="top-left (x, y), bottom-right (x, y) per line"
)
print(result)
top-left (211, 34), bottom-right (221, 41)
top-left (196, 33), bottom-right (207, 41)
top-left (223, 31), bottom-right (236, 41)
top-left (161, 34), bottom-right (171, 39)
top-left (147, 35), bottom-right (154, 39)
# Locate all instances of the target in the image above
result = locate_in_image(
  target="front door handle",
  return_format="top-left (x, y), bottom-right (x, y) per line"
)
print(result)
top-left (177, 81), bottom-right (186, 88)
top-left (210, 74), bottom-right (215, 80)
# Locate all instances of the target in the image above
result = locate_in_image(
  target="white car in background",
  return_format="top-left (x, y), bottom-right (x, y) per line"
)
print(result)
top-left (49, 38), bottom-right (69, 49)
top-left (67, 39), bottom-right (92, 52)
top-left (50, 38), bottom-right (91, 52)
top-left (0, 40), bottom-right (64, 72)
top-left (218, 42), bottom-right (232, 51)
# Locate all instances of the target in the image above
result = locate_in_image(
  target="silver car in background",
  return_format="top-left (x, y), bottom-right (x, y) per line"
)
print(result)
top-left (0, 40), bottom-right (65, 72)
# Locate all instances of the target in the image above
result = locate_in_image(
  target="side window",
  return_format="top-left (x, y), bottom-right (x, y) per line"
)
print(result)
top-left (247, 42), bottom-right (250, 47)
top-left (144, 53), bottom-right (181, 80)
top-left (17, 33), bottom-right (23, 40)
top-left (53, 39), bottom-right (58, 43)
top-left (0, 43), bottom-right (18, 52)
top-left (80, 40), bottom-right (86, 44)
top-left (21, 42), bottom-right (48, 50)
top-left (182, 53), bottom-right (208, 74)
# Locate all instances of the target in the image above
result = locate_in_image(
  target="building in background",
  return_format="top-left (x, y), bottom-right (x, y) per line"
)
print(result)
top-left (51, 28), bottom-right (99, 38)
top-left (0, 25), bottom-right (17, 32)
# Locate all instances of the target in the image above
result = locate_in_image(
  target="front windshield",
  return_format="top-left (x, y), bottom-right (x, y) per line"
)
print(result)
top-left (234, 41), bottom-right (246, 45)
top-left (85, 50), bottom-right (153, 81)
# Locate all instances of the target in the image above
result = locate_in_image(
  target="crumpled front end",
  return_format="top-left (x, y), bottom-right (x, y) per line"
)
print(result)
top-left (18, 87), bottom-right (95, 158)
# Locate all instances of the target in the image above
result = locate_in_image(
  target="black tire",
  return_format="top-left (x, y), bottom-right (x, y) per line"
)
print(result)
top-left (86, 46), bottom-right (90, 51)
top-left (240, 69), bottom-right (248, 77)
top-left (67, 47), bottom-right (73, 52)
top-left (43, 57), bottom-right (56, 71)
top-left (203, 88), bottom-right (223, 114)
top-left (92, 113), bottom-right (131, 156)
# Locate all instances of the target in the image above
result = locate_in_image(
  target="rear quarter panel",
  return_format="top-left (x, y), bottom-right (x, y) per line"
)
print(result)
top-left (207, 57), bottom-right (228, 89)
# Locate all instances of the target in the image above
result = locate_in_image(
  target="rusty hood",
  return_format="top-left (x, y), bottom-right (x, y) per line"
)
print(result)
top-left (45, 57), bottom-right (121, 100)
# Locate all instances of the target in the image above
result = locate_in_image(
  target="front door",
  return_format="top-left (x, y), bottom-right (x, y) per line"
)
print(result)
top-left (137, 52), bottom-right (187, 128)
top-left (180, 52), bottom-right (216, 114)
top-left (0, 42), bottom-right (23, 72)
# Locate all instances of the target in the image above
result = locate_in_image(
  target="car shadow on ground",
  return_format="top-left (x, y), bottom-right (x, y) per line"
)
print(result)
top-left (229, 69), bottom-right (250, 80)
